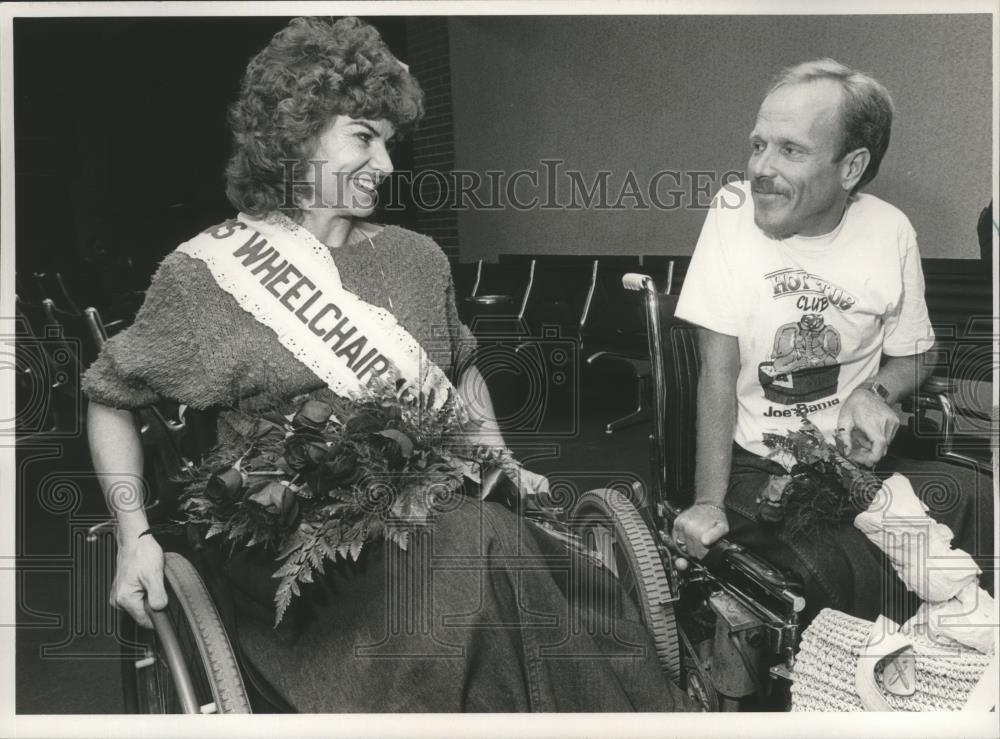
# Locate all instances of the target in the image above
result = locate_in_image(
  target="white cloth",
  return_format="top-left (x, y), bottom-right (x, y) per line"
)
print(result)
top-left (177, 213), bottom-right (457, 407)
top-left (676, 181), bottom-right (935, 456)
top-left (854, 473), bottom-right (993, 654)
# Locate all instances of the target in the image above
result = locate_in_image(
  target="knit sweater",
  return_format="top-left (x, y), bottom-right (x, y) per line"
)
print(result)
top-left (82, 224), bottom-right (472, 416)
top-left (81, 222), bottom-right (695, 714)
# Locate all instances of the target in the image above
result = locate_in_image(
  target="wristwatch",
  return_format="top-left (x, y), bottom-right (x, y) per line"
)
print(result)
top-left (858, 379), bottom-right (892, 404)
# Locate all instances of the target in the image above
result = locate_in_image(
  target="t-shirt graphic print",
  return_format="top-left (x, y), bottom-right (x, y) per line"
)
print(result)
top-left (757, 267), bottom-right (854, 406)
top-left (676, 181), bottom-right (934, 457)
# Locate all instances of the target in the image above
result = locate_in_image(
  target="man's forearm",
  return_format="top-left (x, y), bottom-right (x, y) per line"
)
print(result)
top-left (693, 328), bottom-right (741, 506)
top-left (694, 370), bottom-right (736, 505)
top-left (868, 351), bottom-right (934, 404)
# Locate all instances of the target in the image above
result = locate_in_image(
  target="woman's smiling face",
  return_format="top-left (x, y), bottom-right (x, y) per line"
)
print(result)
top-left (301, 115), bottom-right (396, 217)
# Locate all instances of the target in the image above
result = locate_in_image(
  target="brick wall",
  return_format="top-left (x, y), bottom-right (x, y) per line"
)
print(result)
top-left (405, 18), bottom-right (459, 258)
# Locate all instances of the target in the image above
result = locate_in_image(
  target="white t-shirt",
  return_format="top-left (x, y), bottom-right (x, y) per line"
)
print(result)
top-left (676, 181), bottom-right (935, 458)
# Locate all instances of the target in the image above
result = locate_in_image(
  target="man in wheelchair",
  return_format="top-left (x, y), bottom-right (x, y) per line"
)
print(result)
top-left (672, 58), bottom-right (993, 635)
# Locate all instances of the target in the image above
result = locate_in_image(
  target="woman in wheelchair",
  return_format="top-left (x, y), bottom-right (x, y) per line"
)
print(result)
top-left (83, 16), bottom-right (690, 713)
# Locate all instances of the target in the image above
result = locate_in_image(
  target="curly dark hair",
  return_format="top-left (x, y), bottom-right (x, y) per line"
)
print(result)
top-left (225, 16), bottom-right (424, 218)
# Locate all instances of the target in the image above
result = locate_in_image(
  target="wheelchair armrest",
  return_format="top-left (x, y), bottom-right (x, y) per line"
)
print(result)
top-left (905, 378), bottom-right (991, 422)
top-left (901, 375), bottom-right (958, 414)
top-left (900, 379), bottom-right (962, 458)
top-left (701, 538), bottom-right (806, 617)
top-left (901, 389), bottom-right (991, 469)
top-left (919, 375), bottom-right (957, 396)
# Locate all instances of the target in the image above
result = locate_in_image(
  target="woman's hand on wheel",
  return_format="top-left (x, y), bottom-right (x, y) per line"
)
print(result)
top-left (671, 503), bottom-right (728, 570)
top-left (111, 535), bottom-right (168, 629)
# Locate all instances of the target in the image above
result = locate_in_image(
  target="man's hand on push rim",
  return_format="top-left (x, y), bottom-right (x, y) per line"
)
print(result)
top-left (671, 502), bottom-right (729, 570)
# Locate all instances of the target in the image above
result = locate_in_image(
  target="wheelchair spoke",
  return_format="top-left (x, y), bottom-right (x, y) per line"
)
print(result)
top-left (125, 588), bottom-right (216, 713)
top-left (582, 521), bottom-right (643, 609)
top-left (614, 547), bottom-right (642, 607)
top-left (570, 489), bottom-right (682, 682)
top-left (120, 553), bottom-right (252, 714)
top-left (166, 597), bottom-right (214, 707)
top-left (139, 648), bottom-right (176, 713)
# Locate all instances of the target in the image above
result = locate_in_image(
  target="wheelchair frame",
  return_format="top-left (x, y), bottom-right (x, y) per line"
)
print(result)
top-left (619, 273), bottom-right (805, 710)
top-left (87, 402), bottom-right (262, 714)
top-left (120, 552), bottom-right (251, 714)
top-left (88, 291), bottom-right (796, 711)
top-left (82, 271), bottom-right (977, 713)
top-left (519, 273), bottom-right (808, 710)
top-left (602, 271), bottom-right (982, 710)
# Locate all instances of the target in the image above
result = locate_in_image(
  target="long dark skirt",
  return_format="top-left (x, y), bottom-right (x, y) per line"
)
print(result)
top-left (207, 499), bottom-right (690, 712)
top-left (724, 443), bottom-right (994, 627)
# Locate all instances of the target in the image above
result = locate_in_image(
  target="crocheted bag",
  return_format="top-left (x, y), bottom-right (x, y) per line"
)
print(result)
top-left (791, 609), bottom-right (997, 712)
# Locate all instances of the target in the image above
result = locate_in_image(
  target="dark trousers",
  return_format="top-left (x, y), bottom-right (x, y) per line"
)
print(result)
top-left (724, 444), bottom-right (994, 627)
top-left (218, 500), bottom-right (691, 712)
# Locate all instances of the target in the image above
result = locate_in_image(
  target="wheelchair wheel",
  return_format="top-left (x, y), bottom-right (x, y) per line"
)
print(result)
top-left (121, 552), bottom-right (252, 714)
top-left (570, 488), bottom-right (681, 682)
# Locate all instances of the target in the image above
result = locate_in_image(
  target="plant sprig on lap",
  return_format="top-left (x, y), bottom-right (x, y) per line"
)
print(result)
top-left (761, 414), bottom-right (884, 541)
top-left (176, 383), bottom-right (516, 626)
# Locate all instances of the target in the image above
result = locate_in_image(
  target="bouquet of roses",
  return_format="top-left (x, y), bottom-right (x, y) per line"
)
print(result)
top-left (760, 414), bottom-right (884, 540)
top-left (176, 384), bottom-right (518, 625)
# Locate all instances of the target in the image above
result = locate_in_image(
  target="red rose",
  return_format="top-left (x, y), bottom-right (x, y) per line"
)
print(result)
top-left (379, 403), bottom-right (403, 426)
top-left (284, 431), bottom-right (328, 473)
top-left (373, 429), bottom-right (415, 470)
top-left (292, 399), bottom-right (334, 432)
top-left (344, 411), bottom-right (384, 436)
top-left (250, 416), bottom-right (287, 444)
top-left (247, 481), bottom-right (301, 528)
top-left (205, 467), bottom-right (245, 502)
top-left (322, 444), bottom-right (363, 485)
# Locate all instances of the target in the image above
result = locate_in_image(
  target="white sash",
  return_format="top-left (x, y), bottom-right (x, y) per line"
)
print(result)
top-left (177, 213), bottom-right (456, 406)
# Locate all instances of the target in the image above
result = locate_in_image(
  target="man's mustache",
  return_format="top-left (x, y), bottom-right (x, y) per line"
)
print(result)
top-left (751, 178), bottom-right (786, 196)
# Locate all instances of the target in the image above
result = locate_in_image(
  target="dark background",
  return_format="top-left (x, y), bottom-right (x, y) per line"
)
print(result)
top-left (14, 16), bottom-right (417, 286)
top-left (450, 15), bottom-right (993, 261)
top-left (14, 15), bottom-right (993, 294)
top-left (18, 15), bottom-right (993, 274)
top-left (13, 15), bottom-right (990, 367)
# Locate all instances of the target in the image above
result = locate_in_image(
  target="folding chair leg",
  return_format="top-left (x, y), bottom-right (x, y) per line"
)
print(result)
top-left (605, 406), bottom-right (652, 434)
top-left (605, 376), bottom-right (652, 434)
